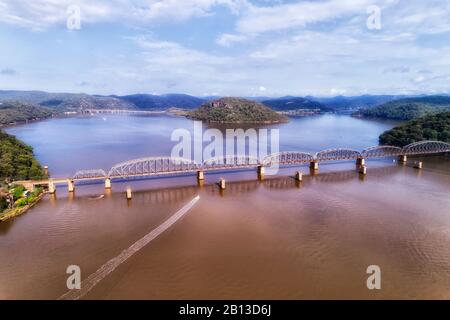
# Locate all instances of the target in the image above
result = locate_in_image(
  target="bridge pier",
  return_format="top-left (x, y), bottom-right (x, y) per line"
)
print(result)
top-left (126, 187), bottom-right (132, 200)
top-left (257, 166), bottom-right (265, 180)
top-left (48, 181), bottom-right (56, 194)
top-left (356, 158), bottom-right (365, 166)
top-left (358, 165), bottom-right (367, 175)
top-left (310, 161), bottom-right (319, 171)
top-left (398, 155), bottom-right (407, 163)
top-left (105, 178), bottom-right (112, 189)
top-left (197, 170), bottom-right (205, 181)
top-left (67, 180), bottom-right (75, 193)
top-left (414, 161), bottom-right (423, 169)
top-left (295, 171), bottom-right (303, 182)
top-left (219, 178), bottom-right (226, 190)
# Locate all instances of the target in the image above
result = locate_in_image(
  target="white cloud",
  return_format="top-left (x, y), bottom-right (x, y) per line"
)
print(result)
top-left (235, 0), bottom-right (373, 34)
top-left (216, 33), bottom-right (248, 47)
top-left (0, 0), bottom-right (246, 30)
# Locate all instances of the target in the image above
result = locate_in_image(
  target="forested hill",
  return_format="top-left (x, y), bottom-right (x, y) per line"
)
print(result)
top-left (187, 97), bottom-right (288, 123)
top-left (0, 101), bottom-right (54, 126)
top-left (0, 130), bottom-right (47, 181)
top-left (261, 97), bottom-right (331, 112)
top-left (0, 90), bottom-right (204, 111)
top-left (356, 96), bottom-right (450, 120)
top-left (379, 111), bottom-right (450, 147)
top-left (117, 93), bottom-right (205, 109)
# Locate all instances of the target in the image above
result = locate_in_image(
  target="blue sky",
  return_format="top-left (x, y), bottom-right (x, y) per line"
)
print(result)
top-left (0, 0), bottom-right (450, 97)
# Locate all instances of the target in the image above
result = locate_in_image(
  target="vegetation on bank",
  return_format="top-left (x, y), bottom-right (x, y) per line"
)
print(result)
top-left (187, 97), bottom-right (288, 123)
top-left (0, 100), bottom-right (54, 126)
top-left (355, 96), bottom-right (450, 120)
top-left (379, 111), bottom-right (450, 147)
top-left (0, 126), bottom-right (47, 220)
top-left (0, 184), bottom-right (44, 221)
top-left (0, 130), bottom-right (47, 181)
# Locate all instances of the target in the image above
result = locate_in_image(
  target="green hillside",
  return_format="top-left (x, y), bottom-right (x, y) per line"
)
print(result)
top-left (0, 130), bottom-right (47, 181)
top-left (379, 111), bottom-right (450, 147)
top-left (356, 96), bottom-right (450, 120)
top-left (0, 101), bottom-right (53, 126)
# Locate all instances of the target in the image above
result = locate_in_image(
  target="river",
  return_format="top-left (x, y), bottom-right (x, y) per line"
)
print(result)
top-left (1, 114), bottom-right (449, 299)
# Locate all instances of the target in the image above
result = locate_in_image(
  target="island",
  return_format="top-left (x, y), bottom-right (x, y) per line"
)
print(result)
top-left (186, 97), bottom-right (288, 124)
top-left (379, 110), bottom-right (450, 147)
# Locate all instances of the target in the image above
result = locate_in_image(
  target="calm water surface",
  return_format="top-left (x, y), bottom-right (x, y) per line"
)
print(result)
top-left (1, 114), bottom-right (449, 299)
top-left (5, 114), bottom-right (396, 177)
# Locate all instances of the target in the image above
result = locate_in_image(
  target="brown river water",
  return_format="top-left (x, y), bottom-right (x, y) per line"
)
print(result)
top-left (1, 114), bottom-right (449, 299)
top-left (0, 156), bottom-right (449, 299)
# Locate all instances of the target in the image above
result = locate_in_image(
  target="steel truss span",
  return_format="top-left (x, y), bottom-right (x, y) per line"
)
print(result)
top-left (72, 169), bottom-right (107, 180)
top-left (108, 157), bottom-right (199, 178)
top-left (402, 141), bottom-right (450, 155)
top-left (202, 155), bottom-right (260, 170)
top-left (362, 146), bottom-right (403, 158)
top-left (262, 152), bottom-right (314, 166)
top-left (315, 148), bottom-right (362, 161)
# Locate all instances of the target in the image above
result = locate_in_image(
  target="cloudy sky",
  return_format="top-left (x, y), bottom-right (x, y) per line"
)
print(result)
top-left (0, 0), bottom-right (449, 97)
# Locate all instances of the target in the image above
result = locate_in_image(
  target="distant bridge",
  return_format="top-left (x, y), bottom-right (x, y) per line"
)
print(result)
top-left (15, 140), bottom-right (450, 193)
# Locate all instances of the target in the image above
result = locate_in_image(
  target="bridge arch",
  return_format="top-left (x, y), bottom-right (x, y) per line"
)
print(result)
top-left (402, 140), bottom-right (450, 155)
top-left (262, 152), bottom-right (314, 166)
top-left (362, 146), bottom-right (402, 158)
top-left (108, 157), bottom-right (199, 178)
top-left (315, 148), bottom-right (361, 161)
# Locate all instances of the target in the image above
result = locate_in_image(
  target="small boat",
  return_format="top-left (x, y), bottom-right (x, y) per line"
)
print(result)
top-left (88, 195), bottom-right (105, 201)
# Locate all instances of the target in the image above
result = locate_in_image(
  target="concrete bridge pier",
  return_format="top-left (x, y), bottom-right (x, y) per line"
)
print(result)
top-left (67, 180), bottom-right (75, 192)
top-left (356, 158), bottom-right (365, 166)
top-left (126, 187), bottom-right (132, 200)
top-left (219, 178), bottom-right (226, 190)
top-left (414, 161), bottom-right (423, 169)
top-left (358, 165), bottom-right (367, 175)
top-left (48, 181), bottom-right (56, 194)
top-left (399, 155), bottom-right (407, 163)
top-left (105, 178), bottom-right (112, 189)
top-left (295, 171), bottom-right (303, 182)
top-left (257, 166), bottom-right (265, 180)
top-left (197, 170), bottom-right (205, 182)
top-left (310, 161), bottom-right (319, 171)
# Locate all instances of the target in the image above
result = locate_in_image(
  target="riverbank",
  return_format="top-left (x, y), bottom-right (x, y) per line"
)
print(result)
top-left (0, 192), bottom-right (45, 222)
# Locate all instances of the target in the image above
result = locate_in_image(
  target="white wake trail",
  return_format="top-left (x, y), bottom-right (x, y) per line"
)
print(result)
top-left (58, 195), bottom-right (200, 300)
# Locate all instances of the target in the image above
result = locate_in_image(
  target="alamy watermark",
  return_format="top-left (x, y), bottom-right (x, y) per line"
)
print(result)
top-left (171, 121), bottom-right (280, 175)
top-left (366, 265), bottom-right (381, 290)
top-left (366, 5), bottom-right (382, 30)
top-left (66, 265), bottom-right (81, 290)
top-left (67, 5), bottom-right (81, 30)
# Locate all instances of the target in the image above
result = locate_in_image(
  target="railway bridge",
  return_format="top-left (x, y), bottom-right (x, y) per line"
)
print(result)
top-left (15, 140), bottom-right (450, 193)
